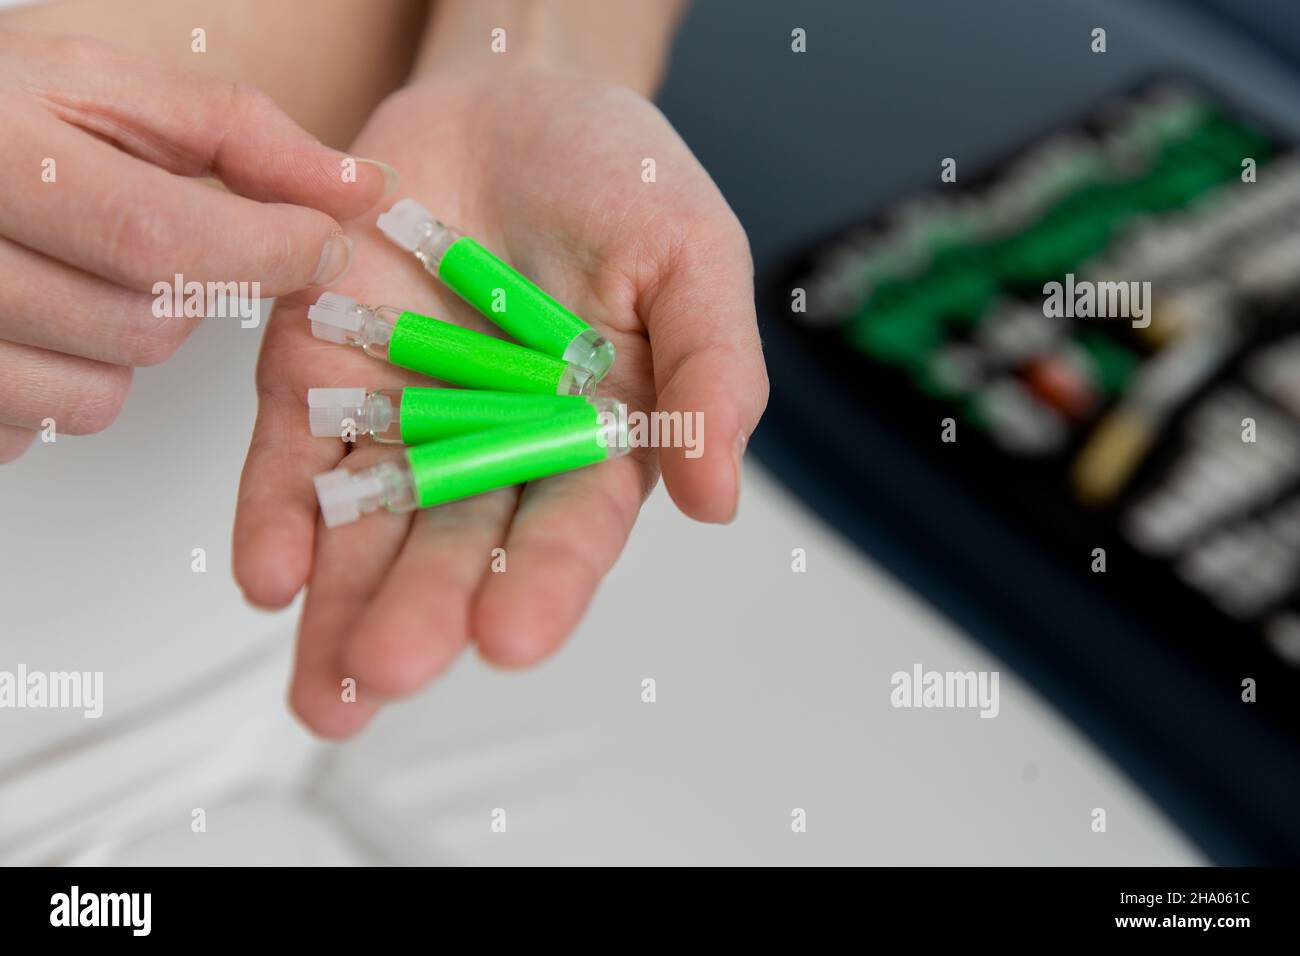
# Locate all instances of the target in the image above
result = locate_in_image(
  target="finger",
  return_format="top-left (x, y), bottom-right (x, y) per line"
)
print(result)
top-left (473, 453), bottom-right (654, 668)
top-left (232, 384), bottom-right (343, 609)
top-left (231, 298), bottom-right (347, 609)
top-left (24, 33), bottom-right (392, 221)
top-left (0, 236), bottom-right (191, 366)
top-left (342, 488), bottom-right (518, 699)
top-left (232, 292), bottom-right (439, 608)
top-left (0, 339), bottom-right (131, 434)
top-left (290, 446), bottom-right (412, 739)
top-left (1, 106), bottom-right (354, 295)
top-left (232, 297), bottom-right (339, 608)
top-left (643, 222), bottom-right (769, 523)
top-left (0, 423), bottom-right (36, 463)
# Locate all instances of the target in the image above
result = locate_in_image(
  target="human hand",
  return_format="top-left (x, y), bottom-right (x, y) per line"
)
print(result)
top-left (233, 66), bottom-right (768, 737)
top-left (0, 32), bottom-right (391, 461)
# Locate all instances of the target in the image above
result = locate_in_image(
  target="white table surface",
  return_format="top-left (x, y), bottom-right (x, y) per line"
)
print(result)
top-left (0, 305), bottom-right (1202, 865)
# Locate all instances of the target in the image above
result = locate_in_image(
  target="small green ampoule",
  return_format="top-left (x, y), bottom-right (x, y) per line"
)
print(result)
top-left (307, 386), bottom-right (596, 445)
top-left (313, 398), bottom-right (628, 527)
top-left (308, 292), bottom-right (593, 396)
top-left (376, 199), bottom-right (617, 381)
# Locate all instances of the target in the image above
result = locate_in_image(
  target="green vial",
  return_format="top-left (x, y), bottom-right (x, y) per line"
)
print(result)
top-left (307, 386), bottom-right (596, 445)
top-left (308, 292), bottom-right (593, 396)
top-left (376, 199), bottom-right (616, 381)
top-left (313, 398), bottom-right (628, 527)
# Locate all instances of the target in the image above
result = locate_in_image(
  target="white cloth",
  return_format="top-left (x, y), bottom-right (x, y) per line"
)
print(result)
top-left (0, 310), bottom-right (1201, 864)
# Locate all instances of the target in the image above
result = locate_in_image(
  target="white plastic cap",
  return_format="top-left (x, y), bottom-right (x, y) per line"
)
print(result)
top-left (314, 467), bottom-right (384, 528)
top-left (376, 198), bottom-right (434, 252)
top-left (308, 292), bottom-right (363, 343)
top-left (307, 387), bottom-right (368, 438)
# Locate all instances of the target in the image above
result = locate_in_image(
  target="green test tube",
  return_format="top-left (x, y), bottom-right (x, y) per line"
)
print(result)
top-left (313, 398), bottom-right (628, 528)
top-left (308, 292), bottom-right (593, 396)
top-left (376, 199), bottom-right (617, 380)
top-left (307, 386), bottom-right (595, 445)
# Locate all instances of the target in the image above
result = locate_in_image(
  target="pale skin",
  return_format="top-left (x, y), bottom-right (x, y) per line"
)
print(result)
top-left (2, 0), bottom-right (769, 738)
top-left (0, 29), bottom-right (391, 456)
top-left (0, 0), bottom-right (426, 458)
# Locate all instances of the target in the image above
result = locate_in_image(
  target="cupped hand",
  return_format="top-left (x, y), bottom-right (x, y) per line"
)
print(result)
top-left (0, 32), bottom-right (389, 460)
top-left (233, 67), bottom-right (769, 737)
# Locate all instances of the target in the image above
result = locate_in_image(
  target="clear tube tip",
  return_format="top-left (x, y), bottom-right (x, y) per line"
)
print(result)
top-left (557, 364), bottom-right (595, 397)
top-left (592, 397), bottom-right (631, 457)
top-left (308, 292), bottom-right (363, 343)
top-left (563, 329), bottom-right (617, 382)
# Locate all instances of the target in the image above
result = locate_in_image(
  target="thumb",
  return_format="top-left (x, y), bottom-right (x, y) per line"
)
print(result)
top-left (644, 220), bottom-right (770, 523)
top-left (30, 34), bottom-right (394, 221)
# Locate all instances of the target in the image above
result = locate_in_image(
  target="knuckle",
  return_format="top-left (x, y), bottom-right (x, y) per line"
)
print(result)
top-left (259, 225), bottom-right (300, 282)
top-left (102, 196), bottom-right (179, 282)
top-left (226, 80), bottom-right (276, 123)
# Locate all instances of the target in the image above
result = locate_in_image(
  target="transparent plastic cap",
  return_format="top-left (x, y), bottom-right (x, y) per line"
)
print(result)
top-left (308, 387), bottom-right (368, 438)
top-left (563, 329), bottom-right (617, 382)
top-left (308, 292), bottom-right (363, 343)
top-left (376, 199), bottom-right (435, 253)
top-left (592, 397), bottom-right (630, 457)
top-left (314, 467), bottom-right (385, 528)
top-left (557, 364), bottom-right (595, 397)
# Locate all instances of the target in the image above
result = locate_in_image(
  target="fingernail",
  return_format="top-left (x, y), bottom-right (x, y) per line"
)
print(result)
top-left (730, 430), bottom-right (747, 522)
top-left (354, 158), bottom-right (400, 197)
top-left (312, 234), bottom-right (353, 286)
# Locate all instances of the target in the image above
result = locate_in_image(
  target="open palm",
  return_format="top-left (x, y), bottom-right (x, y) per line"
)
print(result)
top-left (233, 67), bottom-right (768, 738)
